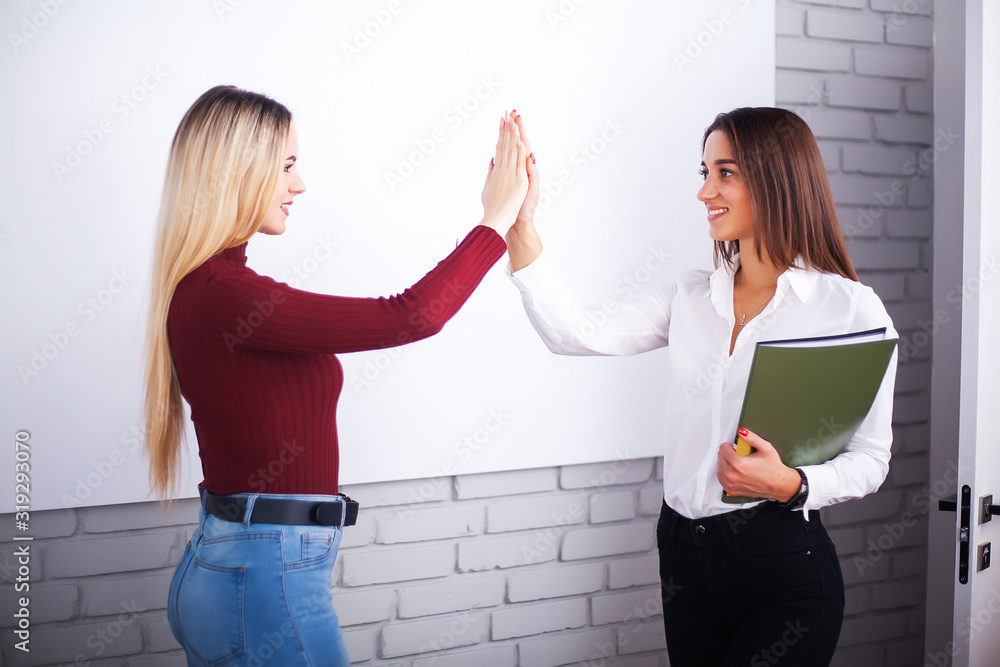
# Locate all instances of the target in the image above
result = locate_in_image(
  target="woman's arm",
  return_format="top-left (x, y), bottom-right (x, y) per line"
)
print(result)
top-left (502, 113), bottom-right (672, 356)
top-left (507, 255), bottom-right (674, 356)
top-left (173, 226), bottom-right (507, 355)
top-left (171, 113), bottom-right (528, 356)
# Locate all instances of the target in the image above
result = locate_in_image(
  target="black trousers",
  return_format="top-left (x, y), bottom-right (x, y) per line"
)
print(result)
top-left (657, 500), bottom-right (845, 667)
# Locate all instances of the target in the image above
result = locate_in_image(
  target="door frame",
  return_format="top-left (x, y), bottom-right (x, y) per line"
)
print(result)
top-left (926, 0), bottom-right (964, 661)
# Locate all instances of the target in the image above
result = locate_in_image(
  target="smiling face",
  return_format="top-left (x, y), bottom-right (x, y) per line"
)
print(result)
top-left (697, 130), bottom-right (754, 245)
top-left (259, 123), bottom-right (306, 235)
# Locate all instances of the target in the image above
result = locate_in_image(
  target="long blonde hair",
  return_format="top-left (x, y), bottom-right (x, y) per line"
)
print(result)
top-left (143, 85), bottom-right (291, 502)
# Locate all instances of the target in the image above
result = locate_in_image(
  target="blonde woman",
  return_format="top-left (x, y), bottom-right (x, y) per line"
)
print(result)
top-left (145, 85), bottom-right (527, 665)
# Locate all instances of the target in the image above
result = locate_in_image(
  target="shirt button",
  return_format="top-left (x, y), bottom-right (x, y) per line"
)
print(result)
top-left (694, 525), bottom-right (706, 535)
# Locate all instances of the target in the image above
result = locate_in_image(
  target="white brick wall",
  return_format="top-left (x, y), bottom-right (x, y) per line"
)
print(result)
top-left (337, 462), bottom-right (668, 663)
top-left (0, 2), bottom-right (936, 665)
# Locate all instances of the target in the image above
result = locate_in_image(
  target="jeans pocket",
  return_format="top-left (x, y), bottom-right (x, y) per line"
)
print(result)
top-left (285, 530), bottom-right (340, 571)
top-left (176, 557), bottom-right (247, 665)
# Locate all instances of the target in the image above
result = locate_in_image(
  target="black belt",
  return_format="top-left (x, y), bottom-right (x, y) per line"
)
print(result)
top-left (200, 485), bottom-right (359, 527)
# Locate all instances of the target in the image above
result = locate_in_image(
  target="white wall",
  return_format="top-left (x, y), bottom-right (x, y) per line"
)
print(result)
top-left (0, 0), bottom-right (774, 511)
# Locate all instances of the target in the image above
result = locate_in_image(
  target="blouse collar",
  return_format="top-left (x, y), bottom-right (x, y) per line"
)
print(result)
top-left (709, 253), bottom-right (820, 323)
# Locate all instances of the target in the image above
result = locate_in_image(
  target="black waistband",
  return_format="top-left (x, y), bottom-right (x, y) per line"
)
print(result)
top-left (660, 500), bottom-right (818, 541)
top-left (199, 485), bottom-right (359, 527)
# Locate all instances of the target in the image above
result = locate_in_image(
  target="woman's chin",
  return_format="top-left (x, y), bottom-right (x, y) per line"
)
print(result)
top-left (258, 221), bottom-right (286, 236)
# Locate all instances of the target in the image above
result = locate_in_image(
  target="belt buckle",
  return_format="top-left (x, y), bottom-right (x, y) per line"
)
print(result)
top-left (314, 501), bottom-right (345, 527)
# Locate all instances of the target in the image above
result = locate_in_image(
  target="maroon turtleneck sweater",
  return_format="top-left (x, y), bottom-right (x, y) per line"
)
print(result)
top-left (167, 225), bottom-right (506, 496)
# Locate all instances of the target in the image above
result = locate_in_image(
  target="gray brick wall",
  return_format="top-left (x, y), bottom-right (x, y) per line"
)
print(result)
top-left (2, 1), bottom-right (936, 665)
top-left (778, 1), bottom-right (933, 666)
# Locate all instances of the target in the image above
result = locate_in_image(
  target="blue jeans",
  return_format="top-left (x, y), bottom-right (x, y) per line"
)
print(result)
top-left (168, 491), bottom-right (350, 666)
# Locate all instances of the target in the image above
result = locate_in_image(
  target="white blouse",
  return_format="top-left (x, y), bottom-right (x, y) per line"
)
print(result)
top-left (506, 253), bottom-right (898, 520)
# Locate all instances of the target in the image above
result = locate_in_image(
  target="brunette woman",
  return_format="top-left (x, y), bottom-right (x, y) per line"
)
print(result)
top-left (505, 107), bottom-right (896, 666)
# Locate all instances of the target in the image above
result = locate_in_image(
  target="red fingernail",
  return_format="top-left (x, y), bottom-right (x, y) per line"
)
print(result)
top-left (490, 158), bottom-right (494, 166)
top-left (738, 427), bottom-right (748, 437)
top-left (511, 109), bottom-right (517, 115)
top-left (530, 153), bottom-right (535, 164)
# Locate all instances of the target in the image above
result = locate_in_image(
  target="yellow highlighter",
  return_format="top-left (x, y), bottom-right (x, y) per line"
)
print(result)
top-left (722, 431), bottom-right (753, 499)
top-left (734, 427), bottom-right (753, 456)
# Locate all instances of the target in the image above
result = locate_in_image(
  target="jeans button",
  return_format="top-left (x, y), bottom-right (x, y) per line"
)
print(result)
top-left (694, 524), bottom-right (706, 535)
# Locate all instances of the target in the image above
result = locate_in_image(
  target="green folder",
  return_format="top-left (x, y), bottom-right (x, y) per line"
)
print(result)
top-left (722, 328), bottom-right (898, 504)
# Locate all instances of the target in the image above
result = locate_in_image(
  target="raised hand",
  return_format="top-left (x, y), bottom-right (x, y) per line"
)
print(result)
top-left (513, 112), bottom-right (539, 226)
top-left (480, 111), bottom-right (529, 237)
top-left (505, 112), bottom-right (544, 271)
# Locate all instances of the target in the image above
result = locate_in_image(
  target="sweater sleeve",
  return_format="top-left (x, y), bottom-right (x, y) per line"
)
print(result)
top-left (173, 225), bottom-right (507, 354)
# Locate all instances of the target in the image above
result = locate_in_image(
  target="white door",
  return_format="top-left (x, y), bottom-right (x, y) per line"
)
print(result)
top-left (933, 1), bottom-right (1000, 665)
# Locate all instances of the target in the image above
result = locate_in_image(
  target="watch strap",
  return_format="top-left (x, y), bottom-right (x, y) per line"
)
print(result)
top-left (780, 468), bottom-right (809, 510)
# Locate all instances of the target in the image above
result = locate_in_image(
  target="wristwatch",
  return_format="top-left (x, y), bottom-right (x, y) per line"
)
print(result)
top-left (780, 468), bottom-right (809, 510)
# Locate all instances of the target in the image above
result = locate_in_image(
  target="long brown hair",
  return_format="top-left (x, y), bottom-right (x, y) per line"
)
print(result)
top-left (143, 85), bottom-right (292, 503)
top-left (703, 107), bottom-right (857, 281)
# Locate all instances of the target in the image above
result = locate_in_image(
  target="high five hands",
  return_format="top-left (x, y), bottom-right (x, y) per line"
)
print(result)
top-left (480, 111), bottom-right (530, 236)
top-left (476, 110), bottom-right (543, 270)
